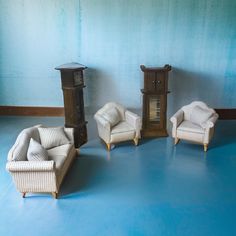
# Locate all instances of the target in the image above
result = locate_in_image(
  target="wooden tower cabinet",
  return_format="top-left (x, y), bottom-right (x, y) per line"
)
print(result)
top-left (55, 63), bottom-right (88, 148)
top-left (140, 64), bottom-right (172, 138)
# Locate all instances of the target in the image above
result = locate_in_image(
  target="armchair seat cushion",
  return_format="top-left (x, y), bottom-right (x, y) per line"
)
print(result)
top-left (177, 121), bottom-right (204, 134)
top-left (110, 122), bottom-right (135, 143)
top-left (111, 122), bottom-right (134, 134)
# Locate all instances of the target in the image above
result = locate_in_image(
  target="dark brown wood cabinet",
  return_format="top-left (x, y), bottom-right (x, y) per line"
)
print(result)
top-left (141, 64), bottom-right (171, 138)
top-left (55, 63), bottom-right (88, 148)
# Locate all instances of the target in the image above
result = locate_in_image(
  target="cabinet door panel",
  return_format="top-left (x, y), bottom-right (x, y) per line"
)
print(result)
top-left (146, 95), bottom-right (165, 129)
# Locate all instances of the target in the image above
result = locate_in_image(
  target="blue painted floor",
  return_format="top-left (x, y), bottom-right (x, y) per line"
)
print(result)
top-left (0, 116), bottom-right (236, 236)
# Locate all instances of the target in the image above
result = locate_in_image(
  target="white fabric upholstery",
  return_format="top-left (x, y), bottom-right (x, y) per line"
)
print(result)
top-left (27, 138), bottom-right (48, 161)
top-left (8, 125), bottom-right (42, 161)
top-left (177, 121), bottom-right (204, 134)
top-left (94, 102), bottom-right (141, 147)
top-left (6, 126), bottom-right (77, 196)
top-left (170, 101), bottom-right (219, 148)
top-left (38, 127), bottom-right (70, 149)
top-left (190, 105), bottom-right (214, 127)
top-left (111, 121), bottom-right (135, 143)
top-left (102, 107), bottom-right (121, 127)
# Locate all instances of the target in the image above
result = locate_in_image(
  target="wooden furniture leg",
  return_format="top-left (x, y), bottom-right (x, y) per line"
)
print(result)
top-left (106, 143), bottom-right (111, 151)
top-left (204, 144), bottom-right (208, 152)
top-left (174, 138), bottom-right (180, 145)
top-left (22, 192), bottom-right (26, 198)
top-left (133, 137), bottom-right (139, 146)
top-left (52, 192), bottom-right (58, 199)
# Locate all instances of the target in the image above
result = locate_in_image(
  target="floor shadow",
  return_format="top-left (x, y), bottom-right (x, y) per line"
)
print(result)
top-left (59, 153), bottom-right (108, 197)
top-left (210, 120), bottom-right (236, 149)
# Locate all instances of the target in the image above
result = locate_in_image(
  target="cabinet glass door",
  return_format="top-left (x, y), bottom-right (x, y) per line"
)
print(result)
top-left (149, 96), bottom-right (161, 123)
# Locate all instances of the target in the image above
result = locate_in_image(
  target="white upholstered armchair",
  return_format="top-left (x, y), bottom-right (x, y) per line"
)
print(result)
top-left (170, 101), bottom-right (219, 151)
top-left (94, 102), bottom-right (141, 151)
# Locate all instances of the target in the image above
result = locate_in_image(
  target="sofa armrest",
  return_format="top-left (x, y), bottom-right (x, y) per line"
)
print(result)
top-left (64, 127), bottom-right (74, 144)
top-left (125, 110), bottom-right (141, 137)
top-left (6, 160), bottom-right (55, 172)
top-left (170, 110), bottom-right (184, 127)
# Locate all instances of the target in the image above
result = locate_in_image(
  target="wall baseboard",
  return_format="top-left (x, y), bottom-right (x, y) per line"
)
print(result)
top-left (0, 106), bottom-right (235, 119)
top-left (215, 109), bottom-right (236, 120)
top-left (0, 106), bottom-right (64, 117)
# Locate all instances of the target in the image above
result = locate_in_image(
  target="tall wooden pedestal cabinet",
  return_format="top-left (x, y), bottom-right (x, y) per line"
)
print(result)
top-left (140, 64), bottom-right (172, 138)
top-left (55, 63), bottom-right (88, 148)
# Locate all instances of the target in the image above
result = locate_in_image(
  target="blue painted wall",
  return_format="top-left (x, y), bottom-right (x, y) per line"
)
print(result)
top-left (80, 0), bottom-right (236, 113)
top-left (0, 0), bottom-right (80, 106)
top-left (0, 0), bottom-right (235, 113)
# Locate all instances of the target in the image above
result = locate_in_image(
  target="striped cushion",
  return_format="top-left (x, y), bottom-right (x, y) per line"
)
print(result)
top-left (8, 126), bottom-right (41, 161)
top-left (27, 138), bottom-right (48, 161)
top-left (38, 127), bottom-right (70, 149)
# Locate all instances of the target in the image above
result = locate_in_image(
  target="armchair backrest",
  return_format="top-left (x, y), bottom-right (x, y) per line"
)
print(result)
top-left (96, 102), bottom-right (126, 121)
top-left (182, 101), bottom-right (216, 121)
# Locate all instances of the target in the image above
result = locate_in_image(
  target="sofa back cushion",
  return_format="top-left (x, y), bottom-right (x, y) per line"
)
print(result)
top-left (38, 127), bottom-right (70, 149)
top-left (8, 125), bottom-right (41, 161)
top-left (27, 138), bottom-right (48, 161)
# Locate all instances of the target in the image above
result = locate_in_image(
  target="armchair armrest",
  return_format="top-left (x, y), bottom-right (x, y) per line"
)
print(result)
top-left (125, 111), bottom-right (141, 128)
top-left (201, 113), bottom-right (219, 129)
top-left (125, 110), bottom-right (141, 138)
top-left (6, 160), bottom-right (55, 172)
top-left (170, 109), bottom-right (184, 127)
top-left (94, 113), bottom-right (111, 130)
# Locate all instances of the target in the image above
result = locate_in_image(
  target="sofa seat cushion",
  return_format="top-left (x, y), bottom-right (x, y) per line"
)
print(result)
top-left (47, 144), bottom-right (72, 157)
top-left (177, 120), bottom-right (204, 134)
top-left (47, 144), bottom-right (73, 170)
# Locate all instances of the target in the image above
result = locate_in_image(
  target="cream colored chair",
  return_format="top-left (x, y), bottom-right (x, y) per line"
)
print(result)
top-left (170, 101), bottom-right (219, 151)
top-left (94, 102), bottom-right (141, 151)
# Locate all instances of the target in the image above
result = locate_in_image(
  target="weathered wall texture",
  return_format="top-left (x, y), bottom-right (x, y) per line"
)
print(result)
top-left (0, 0), bottom-right (235, 114)
top-left (0, 0), bottom-right (80, 106)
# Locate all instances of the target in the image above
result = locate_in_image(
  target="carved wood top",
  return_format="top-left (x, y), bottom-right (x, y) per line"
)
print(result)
top-left (55, 62), bottom-right (87, 71)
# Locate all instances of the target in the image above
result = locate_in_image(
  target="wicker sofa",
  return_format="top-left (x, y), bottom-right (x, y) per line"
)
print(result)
top-left (6, 125), bottom-right (77, 199)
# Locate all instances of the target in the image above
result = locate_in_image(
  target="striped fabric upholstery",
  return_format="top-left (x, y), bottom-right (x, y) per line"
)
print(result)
top-left (38, 127), bottom-right (70, 149)
top-left (27, 138), bottom-right (48, 161)
top-left (8, 126), bottom-right (41, 161)
top-left (6, 126), bottom-right (77, 197)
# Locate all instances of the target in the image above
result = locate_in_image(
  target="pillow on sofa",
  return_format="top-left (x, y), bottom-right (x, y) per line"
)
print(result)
top-left (8, 125), bottom-right (42, 161)
top-left (102, 107), bottom-right (121, 127)
top-left (38, 127), bottom-right (70, 149)
top-left (190, 106), bottom-right (214, 127)
top-left (27, 138), bottom-right (48, 161)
